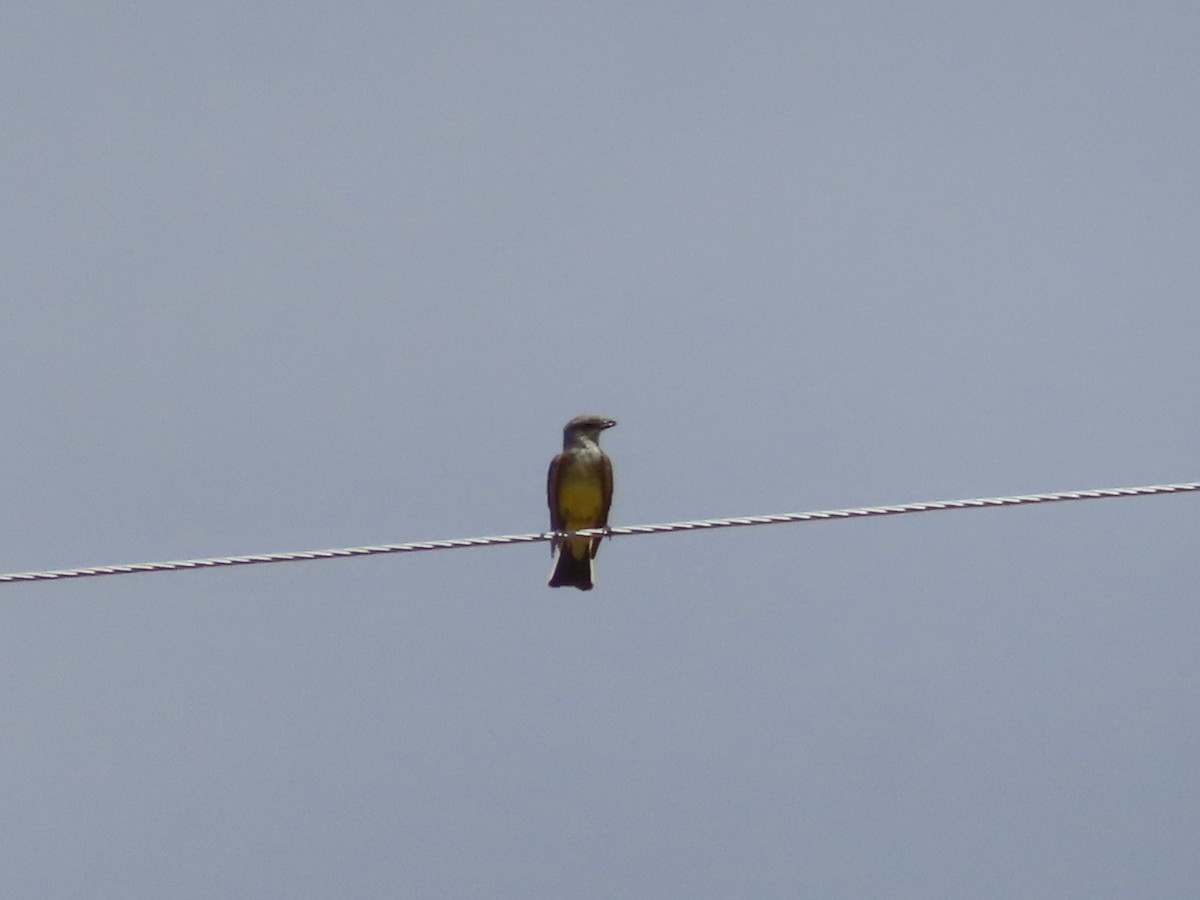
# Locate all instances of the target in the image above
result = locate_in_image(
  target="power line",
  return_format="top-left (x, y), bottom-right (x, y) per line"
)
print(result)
top-left (1, 480), bottom-right (1196, 585)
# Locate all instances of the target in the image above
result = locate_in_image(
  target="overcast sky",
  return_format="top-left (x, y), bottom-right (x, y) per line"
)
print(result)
top-left (2, 3), bottom-right (1199, 898)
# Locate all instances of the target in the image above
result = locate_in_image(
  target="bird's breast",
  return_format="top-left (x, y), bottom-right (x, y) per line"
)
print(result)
top-left (557, 458), bottom-right (606, 520)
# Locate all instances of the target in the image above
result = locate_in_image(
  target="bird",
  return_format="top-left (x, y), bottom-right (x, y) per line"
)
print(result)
top-left (547, 415), bottom-right (616, 590)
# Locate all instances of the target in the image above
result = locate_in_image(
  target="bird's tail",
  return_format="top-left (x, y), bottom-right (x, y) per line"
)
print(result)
top-left (548, 544), bottom-right (594, 591)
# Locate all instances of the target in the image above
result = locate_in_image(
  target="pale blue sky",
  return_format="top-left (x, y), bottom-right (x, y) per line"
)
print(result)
top-left (2, 4), bottom-right (1198, 898)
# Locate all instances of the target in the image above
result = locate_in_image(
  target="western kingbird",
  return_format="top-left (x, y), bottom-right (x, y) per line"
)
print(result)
top-left (547, 414), bottom-right (616, 590)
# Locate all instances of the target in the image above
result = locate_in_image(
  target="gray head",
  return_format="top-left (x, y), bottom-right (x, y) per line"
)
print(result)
top-left (563, 414), bottom-right (616, 447)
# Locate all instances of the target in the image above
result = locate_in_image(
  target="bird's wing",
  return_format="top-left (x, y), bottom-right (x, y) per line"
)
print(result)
top-left (547, 452), bottom-right (565, 553)
top-left (590, 452), bottom-right (614, 559)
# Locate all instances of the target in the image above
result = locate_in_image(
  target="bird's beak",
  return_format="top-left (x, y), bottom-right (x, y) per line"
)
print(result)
top-left (602, 419), bottom-right (617, 429)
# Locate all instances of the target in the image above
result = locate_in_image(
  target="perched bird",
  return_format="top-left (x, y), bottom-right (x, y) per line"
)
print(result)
top-left (547, 415), bottom-right (616, 590)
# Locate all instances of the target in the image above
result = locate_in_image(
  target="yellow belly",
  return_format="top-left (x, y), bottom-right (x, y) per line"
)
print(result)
top-left (558, 465), bottom-right (606, 529)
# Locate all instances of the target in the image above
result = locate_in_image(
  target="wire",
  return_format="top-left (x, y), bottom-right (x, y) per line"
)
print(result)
top-left (1, 480), bottom-right (1196, 585)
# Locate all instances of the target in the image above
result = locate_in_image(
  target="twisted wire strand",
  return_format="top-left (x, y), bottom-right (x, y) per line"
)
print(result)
top-left (1, 481), bottom-right (1196, 585)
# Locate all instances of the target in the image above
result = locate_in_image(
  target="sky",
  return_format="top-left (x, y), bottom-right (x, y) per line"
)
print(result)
top-left (2, 3), bottom-right (1199, 897)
